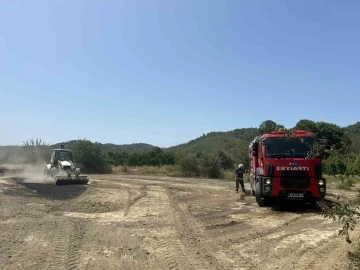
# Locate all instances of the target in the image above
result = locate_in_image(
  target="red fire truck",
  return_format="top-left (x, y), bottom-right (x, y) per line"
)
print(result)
top-left (249, 129), bottom-right (326, 207)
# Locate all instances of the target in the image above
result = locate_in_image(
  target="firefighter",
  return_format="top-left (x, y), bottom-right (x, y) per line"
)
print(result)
top-left (234, 164), bottom-right (246, 193)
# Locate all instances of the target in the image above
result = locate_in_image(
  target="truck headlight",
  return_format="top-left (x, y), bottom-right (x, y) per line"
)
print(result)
top-left (265, 179), bottom-right (271, 185)
top-left (318, 179), bottom-right (324, 185)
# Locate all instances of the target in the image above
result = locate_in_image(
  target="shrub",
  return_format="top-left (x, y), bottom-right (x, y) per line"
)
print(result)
top-left (335, 175), bottom-right (356, 190)
top-left (73, 140), bottom-right (111, 174)
top-left (176, 154), bottom-right (200, 177)
top-left (200, 153), bottom-right (223, 179)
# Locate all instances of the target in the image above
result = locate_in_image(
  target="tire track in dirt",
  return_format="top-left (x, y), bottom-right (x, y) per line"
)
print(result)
top-left (166, 190), bottom-right (269, 270)
top-left (0, 234), bottom-right (26, 269)
top-left (229, 213), bottom-right (309, 243)
top-left (127, 185), bottom-right (197, 270)
top-left (123, 185), bottom-right (214, 270)
top-left (154, 237), bottom-right (181, 270)
top-left (0, 190), bottom-right (4, 220)
top-left (290, 227), bottom-right (360, 270)
top-left (219, 213), bottom-right (344, 270)
top-left (167, 188), bottom-right (333, 270)
top-left (51, 218), bottom-right (68, 270)
top-left (0, 220), bottom-right (54, 270)
top-left (272, 233), bottom-right (344, 270)
top-left (124, 184), bottom-right (147, 217)
top-left (67, 219), bottom-right (87, 270)
top-left (194, 197), bottom-right (311, 245)
top-left (165, 187), bottom-right (226, 270)
top-left (51, 216), bottom-right (87, 270)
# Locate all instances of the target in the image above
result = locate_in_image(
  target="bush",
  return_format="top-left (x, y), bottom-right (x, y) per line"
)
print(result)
top-left (335, 175), bottom-right (356, 190)
top-left (216, 150), bottom-right (235, 170)
top-left (323, 152), bottom-right (360, 177)
top-left (176, 154), bottom-right (200, 177)
top-left (200, 153), bottom-right (223, 179)
top-left (73, 140), bottom-right (111, 174)
top-left (318, 192), bottom-right (360, 243)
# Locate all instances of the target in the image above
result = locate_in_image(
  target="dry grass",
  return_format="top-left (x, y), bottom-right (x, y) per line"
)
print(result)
top-left (324, 174), bottom-right (360, 190)
top-left (112, 165), bottom-right (184, 177)
top-left (111, 165), bottom-right (241, 181)
top-left (112, 166), bottom-right (358, 188)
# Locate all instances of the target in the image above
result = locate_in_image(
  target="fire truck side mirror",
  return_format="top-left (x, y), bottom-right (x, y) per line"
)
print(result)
top-left (252, 142), bottom-right (258, 155)
top-left (252, 143), bottom-right (258, 151)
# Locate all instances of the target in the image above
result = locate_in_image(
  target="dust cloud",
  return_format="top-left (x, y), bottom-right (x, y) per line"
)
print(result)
top-left (18, 164), bottom-right (55, 184)
top-left (0, 162), bottom-right (55, 184)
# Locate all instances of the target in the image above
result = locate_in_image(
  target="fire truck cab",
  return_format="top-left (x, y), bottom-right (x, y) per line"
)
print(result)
top-left (249, 129), bottom-right (326, 207)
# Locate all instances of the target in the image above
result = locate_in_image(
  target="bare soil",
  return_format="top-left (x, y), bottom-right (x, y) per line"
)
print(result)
top-left (0, 172), bottom-right (358, 270)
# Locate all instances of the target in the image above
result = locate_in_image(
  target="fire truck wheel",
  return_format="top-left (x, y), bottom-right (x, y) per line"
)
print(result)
top-left (255, 182), bottom-right (269, 207)
top-left (309, 199), bottom-right (319, 210)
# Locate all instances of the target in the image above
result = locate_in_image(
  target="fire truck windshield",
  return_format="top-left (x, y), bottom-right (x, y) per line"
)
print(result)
top-left (265, 136), bottom-right (316, 158)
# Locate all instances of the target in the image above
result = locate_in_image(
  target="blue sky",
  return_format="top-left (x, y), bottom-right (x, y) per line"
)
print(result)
top-left (0, 0), bottom-right (359, 147)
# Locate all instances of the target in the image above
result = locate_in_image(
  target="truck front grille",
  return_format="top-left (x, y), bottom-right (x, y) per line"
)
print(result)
top-left (280, 171), bottom-right (310, 188)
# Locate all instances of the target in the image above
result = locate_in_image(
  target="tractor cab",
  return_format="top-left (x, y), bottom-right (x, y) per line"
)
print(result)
top-left (50, 144), bottom-right (73, 165)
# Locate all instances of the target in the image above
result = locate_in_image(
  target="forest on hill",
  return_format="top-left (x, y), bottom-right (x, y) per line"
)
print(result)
top-left (108, 119), bottom-right (360, 177)
top-left (1, 119), bottom-right (360, 178)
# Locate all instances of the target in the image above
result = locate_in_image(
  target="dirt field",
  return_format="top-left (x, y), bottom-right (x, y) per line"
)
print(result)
top-left (0, 172), bottom-right (358, 270)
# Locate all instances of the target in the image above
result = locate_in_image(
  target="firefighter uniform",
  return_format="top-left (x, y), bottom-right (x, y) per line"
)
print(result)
top-left (234, 164), bottom-right (246, 193)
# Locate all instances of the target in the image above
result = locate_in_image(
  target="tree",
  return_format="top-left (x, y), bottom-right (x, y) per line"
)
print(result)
top-left (176, 153), bottom-right (200, 177)
top-left (127, 153), bottom-right (140, 167)
top-left (73, 140), bottom-right (111, 173)
top-left (259, 120), bottom-right (277, 134)
top-left (22, 138), bottom-right (50, 164)
top-left (294, 119), bottom-right (318, 133)
top-left (314, 122), bottom-right (351, 157)
top-left (291, 121), bottom-right (352, 160)
top-left (215, 150), bottom-right (235, 170)
top-left (200, 153), bottom-right (223, 178)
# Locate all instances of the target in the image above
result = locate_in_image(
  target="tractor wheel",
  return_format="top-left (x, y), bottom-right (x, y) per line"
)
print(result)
top-left (50, 168), bottom-right (57, 178)
top-left (44, 168), bottom-right (50, 177)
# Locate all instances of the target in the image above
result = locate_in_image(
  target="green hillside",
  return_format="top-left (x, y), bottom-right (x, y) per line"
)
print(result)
top-left (165, 128), bottom-right (259, 164)
top-left (0, 140), bottom-right (157, 163)
top-left (165, 120), bottom-right (360, 163)
top-left (50, 140), bottom-right (156, 154)
top-left (1, 119), bottom-right (360, 166)
top-left (344, 122), bottom-right (360, 135)
top-left (167, 127), bottom-right (259, 153)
